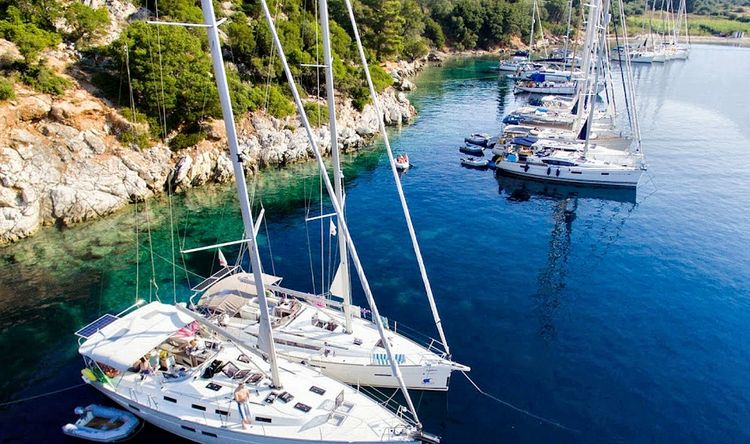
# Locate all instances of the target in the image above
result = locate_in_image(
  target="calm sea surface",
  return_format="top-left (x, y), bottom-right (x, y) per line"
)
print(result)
top-left (1, 44), bottom-right (750, 443)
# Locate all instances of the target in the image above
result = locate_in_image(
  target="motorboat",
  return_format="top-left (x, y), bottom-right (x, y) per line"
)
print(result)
top-left (395, 153), bottom-right (410, 170)
top-left (62, 404), bottom-right (140, 442)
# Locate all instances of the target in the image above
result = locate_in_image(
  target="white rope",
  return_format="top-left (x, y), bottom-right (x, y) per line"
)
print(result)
top-left (342, 0), bottom-right (451, 357)
top-left (460, 371), bottom-right (579, 433)
top-left (0, 383), bottom-right (87, 407)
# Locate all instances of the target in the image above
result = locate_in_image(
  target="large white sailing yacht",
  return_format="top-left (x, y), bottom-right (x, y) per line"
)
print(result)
top-left (187, 0), bottom-right (468, 392)
top-left (73, 0), bottom-right (440, 442)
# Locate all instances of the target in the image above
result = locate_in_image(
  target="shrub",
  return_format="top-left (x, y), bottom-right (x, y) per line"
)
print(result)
top-left (20, 63), bottom-right (70, 95)
top-left (0, 10), bottom-right (62, 63)
top-left (0, 77), bottom-right (15, 100)
top-left (65, 3), bottom-right (110, 47)
top-left (402, 37), bottom-right (429, 62)
top-left (169, 130), bottom-right (205, 151)
top-left (303, 101), bottom-right (330, 127)
top-left (369, 64), bottom-right (393, 93)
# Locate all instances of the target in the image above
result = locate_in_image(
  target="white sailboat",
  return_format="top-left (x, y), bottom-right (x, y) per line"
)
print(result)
top-left (186, 0), bottom-right (468, 392)
top-left (497, 0), bottom-right (646, 188)
top-left (73, 0), bottom-right (440, 442)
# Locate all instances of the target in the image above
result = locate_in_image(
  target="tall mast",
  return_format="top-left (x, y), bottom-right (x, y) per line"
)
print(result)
top-left (529, 0), bottom-right (536, 56)
top-left (575, 0), bottom-right (600, 126)
top-left (319, 0), bottom-right (352, 334)
top-left (257, 0), bottom-right (422, 426)
top-left (341, 0), bottom-right (451, 357)
top-left (563, 0), bottom-right (574, 63)
top-left (199, 0), bottom-right (281, 387)
top-left (583, 0), bottom-right (603, 157)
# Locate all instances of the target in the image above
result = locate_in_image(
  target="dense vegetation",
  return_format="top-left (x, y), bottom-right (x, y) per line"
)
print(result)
top-left (1, 0), bottom-right (747, 149)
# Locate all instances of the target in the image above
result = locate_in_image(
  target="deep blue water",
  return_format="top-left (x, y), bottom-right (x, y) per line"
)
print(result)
top-left (2, 44), bottom-right (750, 443)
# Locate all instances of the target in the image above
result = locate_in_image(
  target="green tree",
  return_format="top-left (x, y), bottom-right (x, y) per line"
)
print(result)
top-left (65, 2), bottom-right (110, 47)
top-left (0, 7), bottom-right (62, 63)
top-left (379, 0), bottom-right (406, 59)
top-left (113, 21), bottom-right (219, 135)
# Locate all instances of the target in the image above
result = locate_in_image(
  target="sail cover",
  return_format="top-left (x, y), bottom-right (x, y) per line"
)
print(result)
top-left (79, 302), bottom-right (193, 371)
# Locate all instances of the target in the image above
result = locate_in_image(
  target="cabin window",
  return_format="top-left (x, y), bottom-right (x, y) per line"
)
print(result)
top-left (201, 431), bottom-right (218, 438)
top-left (215, 409), bottom-right (229, 416)
top-left (163, 396), bottom-right (177, 403)
top-left (571, 171), bottom-right (582, 174)
top-left (192, 404), bottom-right (207, 411)
top-left (294, 402), bottom-right (312, 413)
top-left (601, 173), bottom-right (610, 175)
top-left (309, 386), bottom-right (326, 395)
top-left (181, 425), bottom-right (196, 432)
top-left (255, 416), bottom-right (273, 423)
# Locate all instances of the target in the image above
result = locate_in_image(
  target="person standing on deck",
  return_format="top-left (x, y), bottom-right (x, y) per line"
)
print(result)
top-left (234, 383), bottom-right (252, 429)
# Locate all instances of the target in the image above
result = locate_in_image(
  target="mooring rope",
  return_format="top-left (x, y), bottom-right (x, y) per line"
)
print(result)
top-left (0, 383), bottom-right (87, 408)
top-left (460, 371), bottom-right (579, 433)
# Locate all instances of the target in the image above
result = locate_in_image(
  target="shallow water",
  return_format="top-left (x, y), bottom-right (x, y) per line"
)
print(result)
top-left (1, 45), bottom-right (750, 443)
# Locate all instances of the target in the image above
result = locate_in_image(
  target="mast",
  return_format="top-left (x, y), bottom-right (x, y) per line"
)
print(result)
top-left (575, 0), bottom-right (600, 126)
top-left (341, 0), bottom-right (451, 357)
top-left (257, 0), bottom-right (422, 426)
top-left (319, 0), bottom-right (352, 334)
top-left (563, 0), bottom-right (574, 63)
top-left (529, 0), bottom-right (536, 56)
top-left (583, 0), bottom-right (603, 156)
top-left (199, 0), bottom-right (281, 387)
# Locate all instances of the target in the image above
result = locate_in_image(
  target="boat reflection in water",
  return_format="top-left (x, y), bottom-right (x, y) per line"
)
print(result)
top-left (496, 174), bottom-right (636, 340)
top-left (496, 174), bottom-right (637, 204)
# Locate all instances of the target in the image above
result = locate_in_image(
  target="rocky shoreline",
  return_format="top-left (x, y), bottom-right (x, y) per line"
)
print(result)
top-left (0, 50), bottom-right (428, 245)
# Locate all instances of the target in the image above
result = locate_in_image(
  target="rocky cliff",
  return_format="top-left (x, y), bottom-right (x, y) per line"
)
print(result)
top-left (0, 41), bottom-right (424, 245)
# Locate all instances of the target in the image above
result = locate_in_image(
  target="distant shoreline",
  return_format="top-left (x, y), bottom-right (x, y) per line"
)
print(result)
top-left (687, 36), bottom-right (750, 47)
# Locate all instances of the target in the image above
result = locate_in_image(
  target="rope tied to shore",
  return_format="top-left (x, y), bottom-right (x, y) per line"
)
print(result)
top-left (460, 371), bottom-right (580, 434)
top-left (0, 383), bottom-right (88, 408)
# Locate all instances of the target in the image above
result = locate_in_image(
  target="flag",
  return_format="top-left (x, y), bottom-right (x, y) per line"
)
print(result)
top-left (217, 249), bottom-right (228, 267)
top-left (329, 220), bottom-right (337, 237)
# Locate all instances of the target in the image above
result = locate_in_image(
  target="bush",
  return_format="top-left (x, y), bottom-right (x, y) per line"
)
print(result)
top-left (169, 130), bottom-right (205, 151)
top-left (65, 3), bottom-right (110, 47)
top-left (20, 63), bottom-right (70, 95)
top-left (0, 10), bottom-right (62, 63)
top-left (369, 64), bottom-right (393, 93)
top-left (0, 77), bottom-right (15, 100)
top-left (303, 101), bottom-right (330, 127)
top-left (402, 37), bottom-right (429, 62)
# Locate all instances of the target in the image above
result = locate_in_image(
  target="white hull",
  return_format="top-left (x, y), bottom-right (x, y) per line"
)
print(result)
top-left (198, 273), bottom-right (469, 392)
top-left (514, 84), bottom-right (577, 95)
top-left (496, 160), bottom-right (643, 187)
top-left (97, 385), bottom-right (419, 444)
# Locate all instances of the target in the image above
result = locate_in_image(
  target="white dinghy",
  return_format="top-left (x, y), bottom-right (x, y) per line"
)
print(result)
top-left (62, 404), bottom-right (140, 442)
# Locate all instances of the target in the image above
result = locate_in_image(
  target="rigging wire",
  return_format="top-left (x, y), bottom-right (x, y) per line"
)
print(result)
top-left (153, 0), bottom-right (178, 304)
top-left (143, 198), bottom-right (160, 302)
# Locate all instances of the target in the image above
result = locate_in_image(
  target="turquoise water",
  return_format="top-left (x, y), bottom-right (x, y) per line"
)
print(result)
top-left (2, 45), bottom-right (750, 442)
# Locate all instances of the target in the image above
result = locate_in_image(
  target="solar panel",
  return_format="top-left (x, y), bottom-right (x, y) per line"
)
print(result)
top-left (75, 314), bottom-right (119, 338)
top-left (191, 266), bottom-right (236, 291)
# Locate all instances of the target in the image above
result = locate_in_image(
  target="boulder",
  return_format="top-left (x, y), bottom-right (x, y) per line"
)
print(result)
top-left (16, 95), bottom-right (52, 121)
